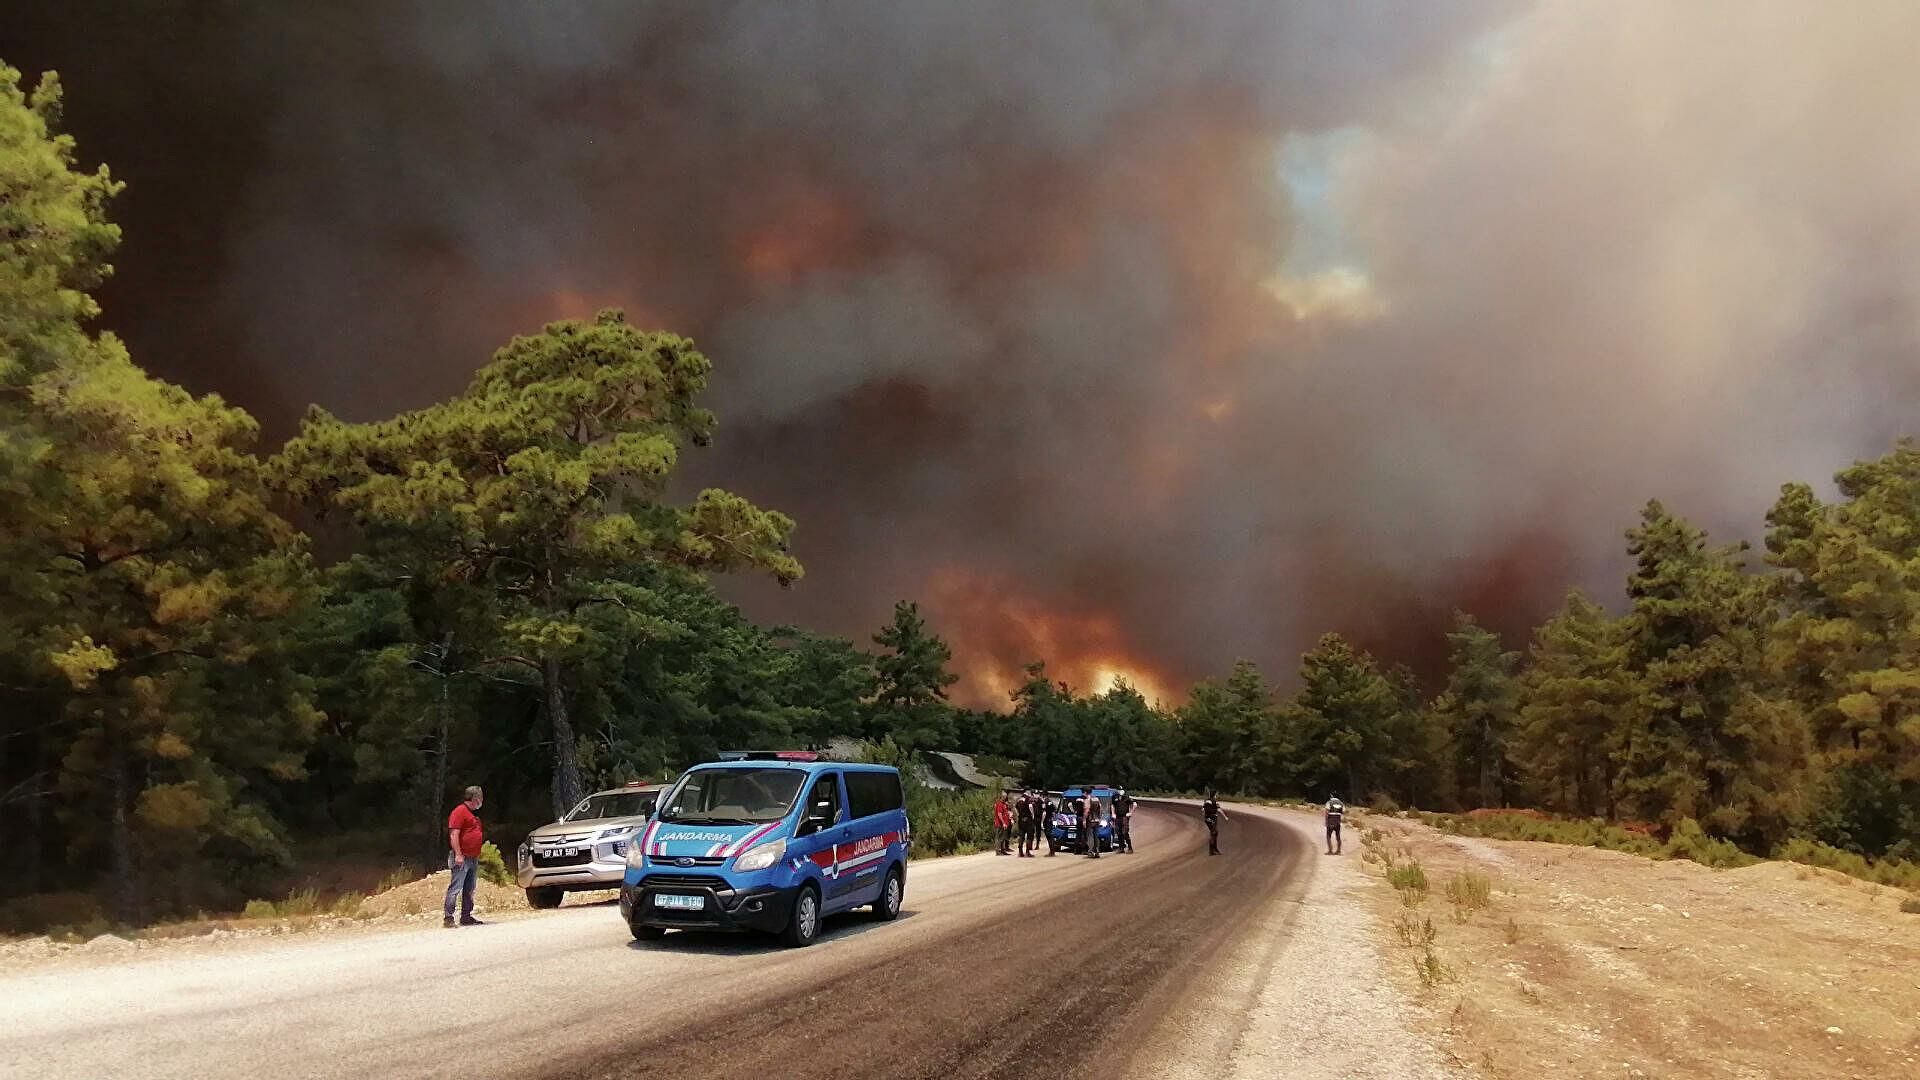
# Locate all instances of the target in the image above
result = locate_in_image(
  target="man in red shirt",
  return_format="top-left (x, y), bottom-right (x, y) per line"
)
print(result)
top-left (445, 785), bottom-right (485, 928)
top-left (993, 792), bottom-right (1013, 855)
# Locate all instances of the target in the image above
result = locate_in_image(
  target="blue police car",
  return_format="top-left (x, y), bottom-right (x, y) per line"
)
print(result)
top-left (1049, 785), bottom-right (1117, 853)
top-left (621, 752), bottom-right (910, 947)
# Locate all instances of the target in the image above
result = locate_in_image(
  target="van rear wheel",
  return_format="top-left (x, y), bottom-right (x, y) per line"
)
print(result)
top-left (871, 866), bottom-right (903, 921)
top-left (780, 884), bottom-right (821, 948)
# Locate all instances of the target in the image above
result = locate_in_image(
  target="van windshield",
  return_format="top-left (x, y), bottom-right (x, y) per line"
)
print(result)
top-left (659, 768), bottom-right (806, 825)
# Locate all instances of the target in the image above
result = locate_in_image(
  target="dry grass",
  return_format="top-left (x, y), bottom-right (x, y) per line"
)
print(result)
top-left (1360, 815), bottom-right (1920, 1078)
top-left (1444, 870), bottom-right (1493, 916)
top-left (1392, 912), bottom-right (1437, 948)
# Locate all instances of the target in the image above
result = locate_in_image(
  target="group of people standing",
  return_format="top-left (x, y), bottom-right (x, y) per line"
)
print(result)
top-left (992, 788), bottom-right (1137, 858)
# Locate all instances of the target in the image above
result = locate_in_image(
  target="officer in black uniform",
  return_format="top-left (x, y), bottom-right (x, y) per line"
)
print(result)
top-left (1015, 790), bottom-right (1036, 857)
top-left (1112, 789), bottom-right (1136, 853)
top-left (1201, 792), bottom-right (1227, 856)
top-left (1081, 789), bottom-right (1102, 858)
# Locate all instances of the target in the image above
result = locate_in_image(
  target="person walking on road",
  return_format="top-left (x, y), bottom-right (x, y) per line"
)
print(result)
top-left (1041, 794), bottom-right (1058, 856)
top-left (1082, 789), bottom-right (1102, 858)
top-left (1112, 789), bottom-right (1136, 853)
top-left (994, 791), bottom-right (1015, 855)
top-left (1324, 795), bottom-right (1346, 855)
top-left (1201, 793), bottom-right (1227, 856)
top-left (445, 785), bottom-right (486, 928)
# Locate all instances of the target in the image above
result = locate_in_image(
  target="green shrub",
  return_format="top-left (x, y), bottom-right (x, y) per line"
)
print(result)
top-left (1662, 819), bottom-right (1755, 869)
top-left (375, 867), bottom-right (415, 895)
top-left (477, 842), bottom-right (512, 886)
top-left (1387, 859), bottom-right (1429, 897)
top-left (242, 899), bottom-right (278, 920)
top-left (1772, 837), bottom-right (1920, 890)
top-left (278, 888), bottom-right (323, 917)
top-left (1392, 912), bottom-right (1436, 948)
top-left (863, 739), bottom-right (998, 857)
top-left (1444, 870), bottom-right (1493, 912)
top-left (1413, 945), bottom-right (1452, 989)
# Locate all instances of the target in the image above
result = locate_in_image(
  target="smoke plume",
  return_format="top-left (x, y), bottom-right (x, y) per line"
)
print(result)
top-left (12, 1), bottom-right (1920, 703)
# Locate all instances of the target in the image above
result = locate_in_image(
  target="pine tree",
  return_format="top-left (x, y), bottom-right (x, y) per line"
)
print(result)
top-left (1286, 634), bottom-right (1400, 802)
top-left (1431, 613), bottom-right (1520, 809)
top-left (1621, 501), bottom-right (1799, 842)
top-left (1175, 660), bottom-right (1277, 795)
top-left (277, 311), bottom-right (801, 816)
top-left (868, 601), bottom-right (959, 751)
top-left (1765, 447), bottom-right (1920, 855)
top-left (0, 65), bottom-right (318, 919)
top-left (1512, 591), bottom-right (1634, 817)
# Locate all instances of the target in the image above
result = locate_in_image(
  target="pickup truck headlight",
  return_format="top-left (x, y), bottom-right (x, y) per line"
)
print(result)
top-left (733, 838), bottom-right (787, 873)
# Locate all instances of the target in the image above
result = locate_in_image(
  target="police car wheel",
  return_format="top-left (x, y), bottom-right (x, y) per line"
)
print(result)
top-left (872, 867), bottom-right (903, 921)
top-left (781, 885), bottom-right (821, 948)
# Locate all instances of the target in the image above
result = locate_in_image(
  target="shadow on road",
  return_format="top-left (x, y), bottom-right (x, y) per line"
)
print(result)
top-left (625, 910), bottom-right (920, 955)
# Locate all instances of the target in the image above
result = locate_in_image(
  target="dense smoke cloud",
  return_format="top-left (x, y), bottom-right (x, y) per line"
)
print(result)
top-left (11, 1), bottom-right (1920, 703)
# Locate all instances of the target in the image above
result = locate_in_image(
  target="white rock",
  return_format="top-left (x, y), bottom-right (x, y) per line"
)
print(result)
top-left (1826, 1026), bottom-right (1843, 1035)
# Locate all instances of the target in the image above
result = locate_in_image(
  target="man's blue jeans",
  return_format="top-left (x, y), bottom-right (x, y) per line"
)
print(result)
top-left (445, 857), bottom-right (478, 920)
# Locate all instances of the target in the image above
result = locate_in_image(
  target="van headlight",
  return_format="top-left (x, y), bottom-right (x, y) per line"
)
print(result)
top-left (626, 843), bottom-right (646, 869)
top-left (733, 838), bottom-right (787, 873)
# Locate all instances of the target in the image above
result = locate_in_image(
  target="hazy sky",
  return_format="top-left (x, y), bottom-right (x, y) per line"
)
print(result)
top-left (10, 2), bottom-right (1919, 704)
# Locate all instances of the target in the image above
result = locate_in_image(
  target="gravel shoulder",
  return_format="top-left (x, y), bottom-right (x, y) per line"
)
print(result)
top-left (1354, 814), bottom-right (1920, 1079)
top-left (1133, 804), bottom-right (1464, 1080)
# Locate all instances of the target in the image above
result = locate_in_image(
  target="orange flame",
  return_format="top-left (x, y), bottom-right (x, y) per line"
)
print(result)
top-left (925, 566), bottom-right (1174, 709)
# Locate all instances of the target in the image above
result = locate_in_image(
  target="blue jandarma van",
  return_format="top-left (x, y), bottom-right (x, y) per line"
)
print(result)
top-left (621, 752), bottom-right (910, 947)
top-left (1050, 785), bottom-right (1117, 853)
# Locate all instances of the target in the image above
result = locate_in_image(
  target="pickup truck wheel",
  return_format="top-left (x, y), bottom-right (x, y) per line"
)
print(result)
top-left (526, 887), bottom-right (563, 909)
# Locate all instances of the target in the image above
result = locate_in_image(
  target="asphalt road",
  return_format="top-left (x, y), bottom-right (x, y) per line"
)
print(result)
top-left (4, 803), bottom-right (1310, 1080)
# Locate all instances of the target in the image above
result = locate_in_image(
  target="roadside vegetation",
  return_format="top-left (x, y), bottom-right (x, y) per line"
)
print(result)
top-left (1428, 810), bottom-right (1920, 891)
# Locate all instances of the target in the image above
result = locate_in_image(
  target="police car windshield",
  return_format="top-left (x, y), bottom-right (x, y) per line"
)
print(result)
top-left (563, 792), bottom-right (655, 822)
top-left (659, 767), bottom-right (806, 825)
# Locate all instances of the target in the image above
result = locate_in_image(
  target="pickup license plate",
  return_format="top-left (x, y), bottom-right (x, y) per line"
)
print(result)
top-left (552, 847), bottom-right (578, 858)
top-left (653, 893), bottom-right (704, 911)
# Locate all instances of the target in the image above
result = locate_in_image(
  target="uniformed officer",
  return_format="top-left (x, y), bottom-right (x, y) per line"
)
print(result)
top-left (1201, 792), bottom-right (1227, 856)
top-left (1112, 788), bottom-right (1136, 853)
top-left (1082, 789), bottom-right (1102, 858)
top-left (1015, 790), bottom-right (1036, 857)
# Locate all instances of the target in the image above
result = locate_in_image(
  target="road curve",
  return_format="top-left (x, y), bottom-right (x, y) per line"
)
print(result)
top-left (3, 804), bottom-right (1308, 1080)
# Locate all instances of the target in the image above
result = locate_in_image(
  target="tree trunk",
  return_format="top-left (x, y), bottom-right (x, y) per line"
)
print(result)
top-left (106, 725), bottom-right (139, 926)
top-left (544, 656), bottom-right (583, 819)
top-left (426, 672), bottom-right (451, 869)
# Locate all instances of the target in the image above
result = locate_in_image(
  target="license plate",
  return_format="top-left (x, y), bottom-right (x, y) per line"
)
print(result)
top-left (653, 893), bottom-right (704, 911)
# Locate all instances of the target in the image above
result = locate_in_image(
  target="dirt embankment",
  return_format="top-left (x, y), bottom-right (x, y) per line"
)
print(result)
top-left (0, 870), bottom-right (616, 974)
top-left (1351, 814), bottom-right (1920, 1079)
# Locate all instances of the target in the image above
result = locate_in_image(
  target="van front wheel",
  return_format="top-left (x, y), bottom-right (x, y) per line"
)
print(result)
top-left (872, 866), bottom-right (904, 921)
top-left (780, 884), bottom-right (821, 948)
